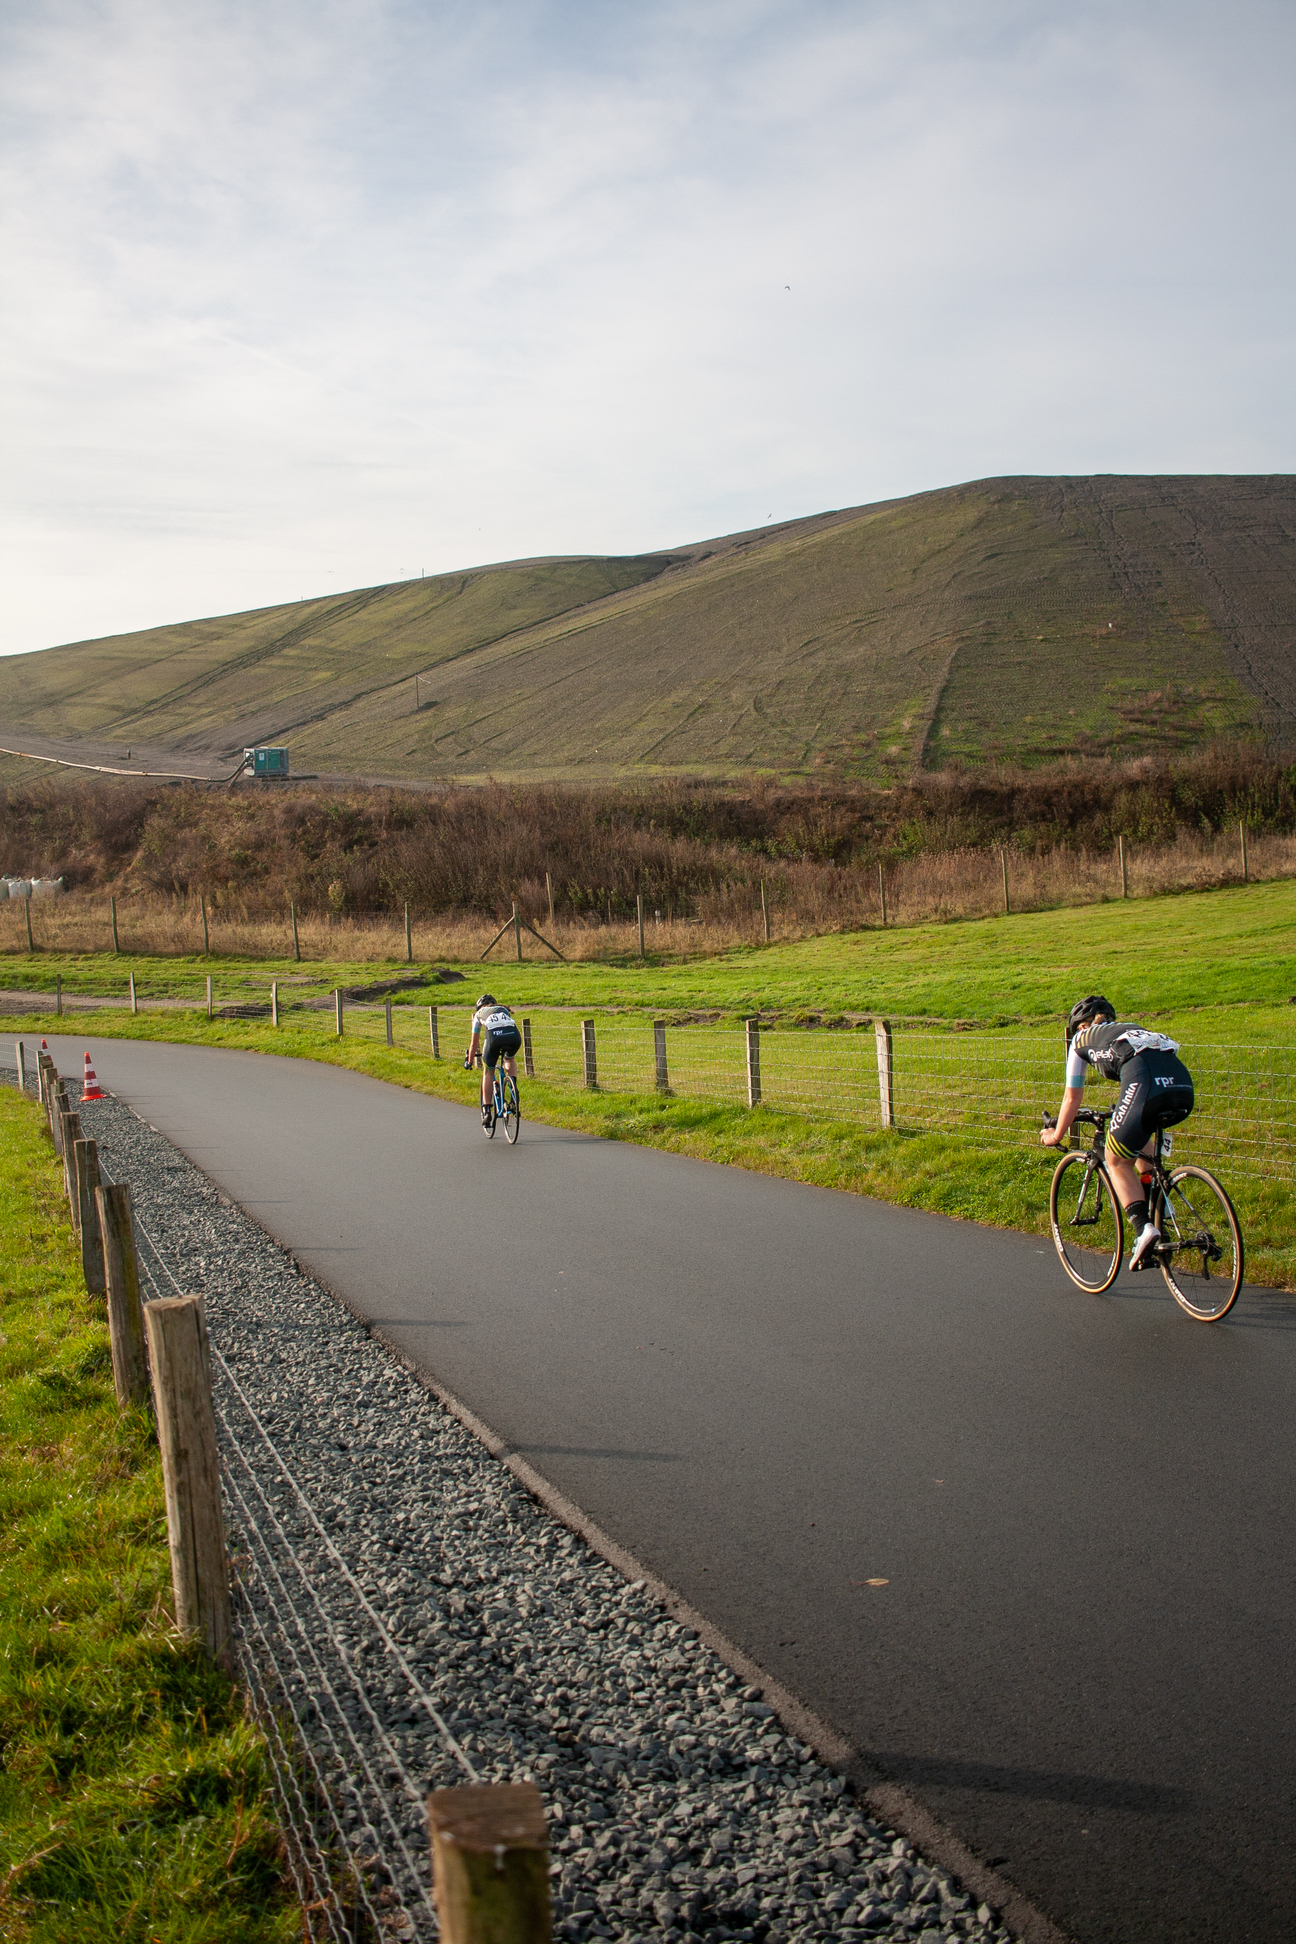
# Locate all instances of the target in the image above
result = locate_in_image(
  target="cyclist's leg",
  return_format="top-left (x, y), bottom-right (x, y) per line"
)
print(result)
top-left (1108, 1054), bottom-right (1193, 1253)
top-left (1106, 1058), bottom-right (1158, 1249)
top-left (481, 1031), bottom-right (499, 1112)
top-left (498, 1028), bottom-right (521, 1087)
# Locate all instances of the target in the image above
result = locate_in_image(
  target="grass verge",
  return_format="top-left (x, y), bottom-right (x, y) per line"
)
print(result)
top-left (0, 1087), bottom-right (299, 1943)
top-left (6, 877), bottom-right (1296, 1026)
top-left (10, 1011), bottom-right (1292, 1293)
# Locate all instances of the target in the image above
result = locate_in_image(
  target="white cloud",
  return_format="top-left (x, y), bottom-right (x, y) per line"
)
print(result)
top-left (1, 0), bottom-right (1292, 654)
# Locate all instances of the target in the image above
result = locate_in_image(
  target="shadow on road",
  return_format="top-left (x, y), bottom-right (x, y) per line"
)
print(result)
top-left (871, 1752), bottom-right (1195, 1814)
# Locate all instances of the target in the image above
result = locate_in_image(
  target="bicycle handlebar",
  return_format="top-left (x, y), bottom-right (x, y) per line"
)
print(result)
top-left (1042, 1107), bottom-right (1110, 1130)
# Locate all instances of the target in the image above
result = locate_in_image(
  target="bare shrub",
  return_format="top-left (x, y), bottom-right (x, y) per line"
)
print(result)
top-left (0, 745), bottom-right (1292, 964)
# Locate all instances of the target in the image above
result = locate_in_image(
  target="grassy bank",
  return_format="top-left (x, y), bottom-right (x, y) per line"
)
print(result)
top-left (10, 1011), bottom-right (1293, 1292)
top-left (6, 877), bottom-right (1296, 1027)
top-left (0, 1088), bottom-right (297, 1943)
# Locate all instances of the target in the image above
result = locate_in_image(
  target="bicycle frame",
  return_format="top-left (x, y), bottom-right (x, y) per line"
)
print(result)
top-left (1057, 1112), bottom-right (1219, 1275)
top-left (1060, 1110), bottom-right (1117, 1224)
top-left (1047, 1102), bottom-right (1241, 1315)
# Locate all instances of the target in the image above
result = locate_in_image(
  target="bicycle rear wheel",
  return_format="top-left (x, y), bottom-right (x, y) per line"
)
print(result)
top-left (1049, 1151), bottom-right (1124, 1293)
top-left (502, 1074), bottom-right (521, 1144)
top-left (1155, 1166), bottom-right (1243, 1320)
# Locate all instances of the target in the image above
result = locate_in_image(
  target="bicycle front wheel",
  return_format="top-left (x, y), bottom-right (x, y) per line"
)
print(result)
top-left (1156, 1166), bottom-right (1244, 1320)
top-left (502, 1075), bottom-right (521, 1144)
top-left (1050, 1151), bottom-right (1124, 1293)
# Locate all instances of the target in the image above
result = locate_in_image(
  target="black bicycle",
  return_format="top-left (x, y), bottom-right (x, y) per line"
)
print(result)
top-left (1046, 1106), bottom-right (1243, 1320)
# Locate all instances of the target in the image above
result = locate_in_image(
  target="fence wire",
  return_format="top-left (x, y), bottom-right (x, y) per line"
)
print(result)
top-left (9, 991), bottom-right (1293, 1186)
top-left (104, 1183), bottom-right (472, 1942)
top-left (349, 1006), bottom-right (1293, 1190)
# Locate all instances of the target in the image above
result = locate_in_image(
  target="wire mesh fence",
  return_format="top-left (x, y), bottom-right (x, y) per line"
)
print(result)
top-left (330, 1005), bottom-right (1292, 1190)
top-left (89, 1157), bottom-right (478, 1943)
top-left (131, 1215), bottom-right (487, 1940)
top-left (8, 979), bottom-right (1293, 1186)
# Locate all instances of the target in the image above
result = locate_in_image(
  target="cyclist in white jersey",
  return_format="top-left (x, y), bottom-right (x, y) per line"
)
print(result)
top-left (1040, 994), bottom-right (1195, 1270)
top-left (464, 993), bottom-right (522, 1129)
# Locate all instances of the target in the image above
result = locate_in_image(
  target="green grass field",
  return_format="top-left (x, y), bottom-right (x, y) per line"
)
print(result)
top-left (2, 475), bottom-right (1281, 781)
top-left (7, 877), bottom-right (1295, 1030)
top-left (5, 879), bottom-right (1293, 1288)
top-left (0, 1089), bottom-right (298, 1944)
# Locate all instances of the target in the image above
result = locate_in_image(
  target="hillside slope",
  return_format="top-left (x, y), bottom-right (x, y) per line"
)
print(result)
top-left (1, 476), bottom-right (1291, 780)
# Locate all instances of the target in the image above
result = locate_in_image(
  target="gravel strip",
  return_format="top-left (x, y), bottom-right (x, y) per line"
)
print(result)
top-left (49, 1078), bottom-right (1014, 1944)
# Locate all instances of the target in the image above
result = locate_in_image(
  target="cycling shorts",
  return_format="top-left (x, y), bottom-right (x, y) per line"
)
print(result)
top-left (482, 1024), bottom-right (522, 1068)
top-left (1106, 1050), bottom-right (1194, 1162)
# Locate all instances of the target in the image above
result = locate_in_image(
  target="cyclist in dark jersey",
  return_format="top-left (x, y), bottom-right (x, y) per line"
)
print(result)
top-left (1040, 995), bottom-right (1195, 1270)
top-left (464, 992), bottom-right (522, 1129)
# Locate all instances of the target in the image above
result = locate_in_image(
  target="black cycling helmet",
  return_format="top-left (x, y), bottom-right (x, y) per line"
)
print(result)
top-left (1066, 994), bottom-right (1116, 1045)
top-left (475, 992), bottom-right (496, 1009)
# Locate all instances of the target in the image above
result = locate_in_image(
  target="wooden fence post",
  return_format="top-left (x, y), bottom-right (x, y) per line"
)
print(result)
top-left (52, 1081), bottom-right (70, 1155)
top-left (546, 871), bottom-right (555, 931)
top-left (581, 1020), bottom-right (598, 1090)
top-left (206, 975), bottom-right (213, 1020)
top-left (129, 971), bottom-right (138, 1014)
top-left (25, 896), bottom-right (33, 952)
top-left (1118, 834), bottom-right (1128, 898)
top-left (429, 1005), bottom-right (440, 1059)
top-left (654, 1019), bottom-right (669, 1093)
top-left (513, 901), bottom-right (523, 963)
top-left (335, 989), bottom-right (344, 1037)
top-left (15, 1040), bottom-right (26, 1092)
top-left (201, 896), bottom-right (210, 954)
top-left (1000, 848), bottom-right (1011, 915)
top-left (637, 893), bottom-right (645, 959)
top-left (1240, 820), bottom-right (1249, 882)
top-left (270, 980), bottom-right (279, 1028)
top-left (522, 1018), bottom-right (535, 1078)
top-left (385, 998), bottom-right (394, 1047)
top-left (760, 878), bottom-right (771, 942)
top-left (291, 898), bottom-right (301, 962)
top-left (746, 1018), bottom-right (762, 1108)
top-left (111, 896), bottom-right (120, 953)
top-left (96, 1182), bottom-right (150, 1408)
top-left (427, 1782), bottom-right (551, 1944)
top-left (874, 1018), bottom-right (894, 1130)
top-left (405, 901), bottom-right (413, 962)
top-left (143, 1294), bottom-right (232, 1668)
top-left (56, 974), bottom-right (63, 1017)
top-left (878, 864), bottom-right (887, 928)
top-left (73, 1138), bottom-right (106, 1293)
top-left (36, 1050), bottom-right (50, 1105)
top-left (60, 1107), bottom-right (82, 1207)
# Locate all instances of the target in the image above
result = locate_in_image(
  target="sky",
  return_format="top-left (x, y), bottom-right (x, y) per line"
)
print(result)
top-left (1, 0), bottom-right (1293, 657)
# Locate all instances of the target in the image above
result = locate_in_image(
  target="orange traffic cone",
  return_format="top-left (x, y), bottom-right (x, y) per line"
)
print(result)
top-left (81, 1052), bottom-right (105, 1103)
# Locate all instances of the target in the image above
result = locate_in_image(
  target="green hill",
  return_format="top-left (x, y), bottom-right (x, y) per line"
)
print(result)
top-left (2, 475), bottom-right (1292, 781)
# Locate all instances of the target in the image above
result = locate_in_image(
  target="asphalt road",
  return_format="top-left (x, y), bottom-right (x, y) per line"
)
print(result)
top-left (39, 1037), bottom-right (1296, 1944)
